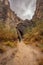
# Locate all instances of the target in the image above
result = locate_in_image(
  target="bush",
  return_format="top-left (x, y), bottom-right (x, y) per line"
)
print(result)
top-left (0, 23), bottom-right (18, 41)
top-left (3, 41), bottom-right (18, 48)
top-left (23, 20), bottom-right (43, 49)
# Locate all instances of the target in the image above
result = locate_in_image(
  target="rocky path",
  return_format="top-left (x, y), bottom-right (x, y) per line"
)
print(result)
top-left (0, 41), bottom-right (43, 65)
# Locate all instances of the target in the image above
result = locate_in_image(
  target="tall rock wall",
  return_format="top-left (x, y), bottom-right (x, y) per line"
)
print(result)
top-left (0, 0), bottom-right (22, 27)
top-left (33, 0), bottom-right (43, 20)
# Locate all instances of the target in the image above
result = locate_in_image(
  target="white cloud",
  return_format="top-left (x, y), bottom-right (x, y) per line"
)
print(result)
top-left (9, 0), bottom-right (36, 20)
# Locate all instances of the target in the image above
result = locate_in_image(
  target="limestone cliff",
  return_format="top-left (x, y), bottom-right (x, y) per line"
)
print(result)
top-left (33, 0), bottom-right (43, 20)
top-left (0, 0), bottom-right (22, 27)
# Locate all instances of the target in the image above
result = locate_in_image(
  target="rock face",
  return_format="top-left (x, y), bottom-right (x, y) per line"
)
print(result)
top-left (17, 19), bottom-right (35, 36)
top-left (0, 0), bottom-right (22, 27)
top-left (33, 0), bottom-right (43, 20)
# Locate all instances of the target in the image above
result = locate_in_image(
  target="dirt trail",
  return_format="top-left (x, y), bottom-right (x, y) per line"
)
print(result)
top-left (0, 47), bottom-right (17, 65)
top-left (6, 41), bottom-right (43, 65)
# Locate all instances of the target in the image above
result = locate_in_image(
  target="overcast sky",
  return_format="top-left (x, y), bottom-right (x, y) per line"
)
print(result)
top-left (9, 0), bottom-right (36, 20)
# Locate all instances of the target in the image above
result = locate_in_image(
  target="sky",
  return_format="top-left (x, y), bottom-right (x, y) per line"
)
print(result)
top-left (9, 0), bottom-right (36, 20)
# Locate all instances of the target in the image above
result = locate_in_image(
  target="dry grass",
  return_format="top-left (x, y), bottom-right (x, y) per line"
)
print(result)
top-left (2, 41), bottom-right (18, 47)
top-left (0, 40), bottom-right (18, 54)
top-left (23, 21), bottom-right (43, 51)
top-left (0, 22), bottom-right (18, 54)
